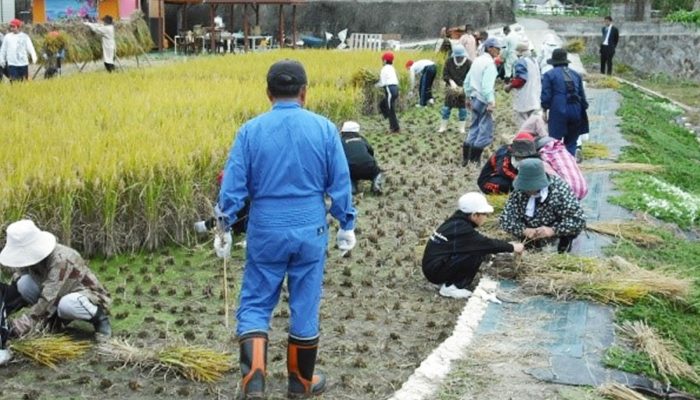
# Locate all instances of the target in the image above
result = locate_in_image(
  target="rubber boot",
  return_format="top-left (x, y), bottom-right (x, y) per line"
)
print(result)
top-left (90, 307), bottom-right (112, 338)
top-left (457, 121), bottom-right (466, 134)
top-left (238, 332), bottom-right (268, 400)
top-left (437, 120), bottom-right (448, 133)
top-left (469, 147), bottom-right (484, 166)
top-left (287, 336), bottom-right (326, 398)
top-left (461, 144), bottom-right (472, 167)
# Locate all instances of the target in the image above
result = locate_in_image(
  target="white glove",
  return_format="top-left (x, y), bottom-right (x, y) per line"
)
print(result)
top-left (214, 231), bottom-right (232, 259)
top-left (0, 349), bottom-right (13, 366)
top-left (336, 229), bottom-right (356, 251)
top-left (449, 79), bottom-right (458, 89)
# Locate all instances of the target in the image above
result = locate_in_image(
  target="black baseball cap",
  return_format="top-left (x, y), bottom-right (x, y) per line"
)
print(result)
top-left (267, 60), bottom-right (307, 96)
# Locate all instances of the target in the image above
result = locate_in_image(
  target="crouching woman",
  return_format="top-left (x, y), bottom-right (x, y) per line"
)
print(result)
top-left (499, 158), bottom-right (585, 253)
top-left (0, 220), bottom-right (112, 364)
top-left (422, 192), bottom-right (524, 299)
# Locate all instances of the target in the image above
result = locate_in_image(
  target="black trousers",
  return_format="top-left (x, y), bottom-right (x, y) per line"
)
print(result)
top-left (600, 45), bottom-right (615, 75)
top-left (379, 84), bottom-right (400, 132)
top-left (422, 254), bottom-right (484, 289)
top-left (418, 65), bottom-right (437, 106)
top-left (349, 162), bottom-right (380, 182)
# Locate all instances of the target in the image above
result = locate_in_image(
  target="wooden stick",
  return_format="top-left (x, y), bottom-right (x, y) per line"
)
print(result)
top-left (223, 253), bottom-right (229, 329)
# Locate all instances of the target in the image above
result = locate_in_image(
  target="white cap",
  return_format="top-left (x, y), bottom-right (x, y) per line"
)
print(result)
top-left (458, 192), bottom-right (494, 214)
top-left (341, 121), bottom-right (360, 133)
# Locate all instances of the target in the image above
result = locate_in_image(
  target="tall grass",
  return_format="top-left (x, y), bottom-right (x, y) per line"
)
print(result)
top-left (0, 50), bottom-right (429, 255)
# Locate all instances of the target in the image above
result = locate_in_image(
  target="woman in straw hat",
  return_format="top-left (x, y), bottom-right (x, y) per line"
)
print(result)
top-left (499, 158), bottom-right (585, 253)
top-left (0, 220), bottom-right (112, 356)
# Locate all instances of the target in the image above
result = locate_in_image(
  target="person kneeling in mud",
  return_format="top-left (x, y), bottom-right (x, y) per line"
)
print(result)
top-left (499, 158), bottom-right (586, 253)
top-left (340, 121), bottom-right (384, 195)
top-left (422, 192), bottom-right (524, 299)
top-left (0, 220), bottom-right (112, 365)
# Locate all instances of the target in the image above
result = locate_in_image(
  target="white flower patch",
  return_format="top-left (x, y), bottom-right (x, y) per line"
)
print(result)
top-left (654, 101), bottom-right (682, 114)
top-left (639, 177), bottom-right (700, 224)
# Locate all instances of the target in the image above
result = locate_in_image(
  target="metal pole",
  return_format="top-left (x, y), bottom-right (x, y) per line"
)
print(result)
top-left (278, 4), bottom-right (284, 48)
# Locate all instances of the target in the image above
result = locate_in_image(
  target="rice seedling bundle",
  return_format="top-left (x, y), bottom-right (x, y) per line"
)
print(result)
top-left (0, 50), bottom-right (427, 255)
top-left (618, 321), bottom-right (699, 384)
top-left (565, 38), bottom-right (586, 54)
top-left (517, 254), bottom-right (690, 305)
top-left (10, 334), bottom-right (92, 368)
top-left (581, 142), bottom-right (611, 159)
top-left (98, 339), bottom-right (233, 382)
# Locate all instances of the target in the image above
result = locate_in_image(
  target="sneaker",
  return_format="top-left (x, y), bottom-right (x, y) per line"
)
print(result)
top-left (439, 284), bottom-right (472, 299)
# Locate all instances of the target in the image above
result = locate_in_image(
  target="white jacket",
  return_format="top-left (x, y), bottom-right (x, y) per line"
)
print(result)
top-left (513, 56), bottom-right (542, 113)
top-left (0, 32), bottom-right (37, 67)
top-left (84, 22), bottom-right (116, 64)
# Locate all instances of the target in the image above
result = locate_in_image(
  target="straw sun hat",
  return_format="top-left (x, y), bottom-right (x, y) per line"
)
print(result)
top-left (0, 220), bottom-right (57, 268)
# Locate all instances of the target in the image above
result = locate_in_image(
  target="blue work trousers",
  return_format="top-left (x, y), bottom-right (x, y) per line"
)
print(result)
top-left (419, 65), bottom-right (437, 106)
top-left (466, 97), bottom-right (494, 149)
top-left (236, 223), bottom-right (328, 340)
top-left (441, 106), bottom-right (468, 121)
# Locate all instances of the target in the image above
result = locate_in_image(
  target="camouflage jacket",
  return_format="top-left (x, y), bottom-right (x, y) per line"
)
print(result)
top-left (14, 244), bottom-right (111, 325)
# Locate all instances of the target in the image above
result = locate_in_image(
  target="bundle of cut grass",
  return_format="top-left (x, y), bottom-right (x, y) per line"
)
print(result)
top-left (580, 163), bottom-right (662, 173)
top-left (485, 194), bottom-right (509, 215)
top-left (618, 321), bottom-right (699, 384)
top-left (10, 334), bottom-right (92, 368)
top-left (565, 38), bottom-right (586, 53)
top-left (518, 254), bottom-right (690, 305)
top-left (599, 76), bottom-right (622, 89)
top-left (598, 383), bottom-right (650, 400)
top-left (581, 142), bottom-right (611, 159)
top-left (99, 339), bottom-right (233, 383)
top-left (350, 68), bottom-right (379, 88)
top-left (586, 221), bottom-right (664, 247)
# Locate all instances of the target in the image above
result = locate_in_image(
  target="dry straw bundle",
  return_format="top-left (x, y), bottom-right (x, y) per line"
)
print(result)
top-left (618, 321), bottom-right (699, 384)
top-left (10, 334), bottom-right (92, 368)
top-left (517, 254), bottom-right (690, 305)
top-left (598, 383), bottom-right (650, 400)
top-left (586, 221), bottom-right (664, 247)
top-left (580, 163), bottom-right (663, 173)
top-left (98, 339), bottom-right (233, 383)
top-left (581, 142), bottom-right (611, 159)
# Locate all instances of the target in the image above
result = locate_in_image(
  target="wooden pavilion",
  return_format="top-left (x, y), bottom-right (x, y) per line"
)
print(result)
top-left (159, 0), bottom-right (305, 52)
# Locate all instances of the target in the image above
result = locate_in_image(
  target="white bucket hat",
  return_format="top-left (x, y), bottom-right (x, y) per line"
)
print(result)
top-left (341, 121), bottom-right (361, 133)
top-left (0, 220), bottom-right (57, 268)
top-left (458, 192), bottom-right (494, 214)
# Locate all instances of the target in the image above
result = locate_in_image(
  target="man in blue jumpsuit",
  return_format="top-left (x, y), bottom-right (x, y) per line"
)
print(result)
top-left (215, 60), bottom-right (357, 399)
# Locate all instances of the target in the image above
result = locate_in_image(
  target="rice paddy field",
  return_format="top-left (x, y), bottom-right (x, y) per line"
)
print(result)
top-left (1, 51), bottom-right (698, 399)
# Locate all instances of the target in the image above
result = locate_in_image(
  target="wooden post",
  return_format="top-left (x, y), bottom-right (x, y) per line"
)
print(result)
top-left (184, 4), bottom-right (189, 31)
top-left (158, 0), bottom-right (163, 51)
top-left (254, 4), bottom-right (260, 26)
top-left (229, 4), bottom-right (234, 32)
top-left (278, 4), bottom-right (284, 48)
top-left (243, 3), bottom-right (249, 52)
top-left (210, 4), bottom-right (216, 53)
top-left (292, 5), bottom-right (297, 49)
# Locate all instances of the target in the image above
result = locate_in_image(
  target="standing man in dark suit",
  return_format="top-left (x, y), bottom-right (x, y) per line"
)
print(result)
top-left (600, 16), bottom-right (619, 75)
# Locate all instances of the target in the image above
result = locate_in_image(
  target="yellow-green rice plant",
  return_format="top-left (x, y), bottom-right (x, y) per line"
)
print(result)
top-left (11, 334), bottom-right (92, 369)
top-left (1, 50), bottom-right (429, 255)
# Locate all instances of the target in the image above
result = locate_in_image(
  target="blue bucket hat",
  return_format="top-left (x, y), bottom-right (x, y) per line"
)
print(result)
top-left (513, 158), bottom-right (550, 192)
top-left (451, 44), bottom-right (466, 58)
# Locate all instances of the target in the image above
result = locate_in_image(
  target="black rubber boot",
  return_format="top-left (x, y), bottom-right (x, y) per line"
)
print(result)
top-left (238, 332), bottom-right (268, 400)
top-left (90, 307), bottom-right (112, 337)
top-left (287, 336), bottom-right (326, 398)
top-left (469, 147), bottom-right (484, 166)
top-left (461, 144), bottom-right (472, 167)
